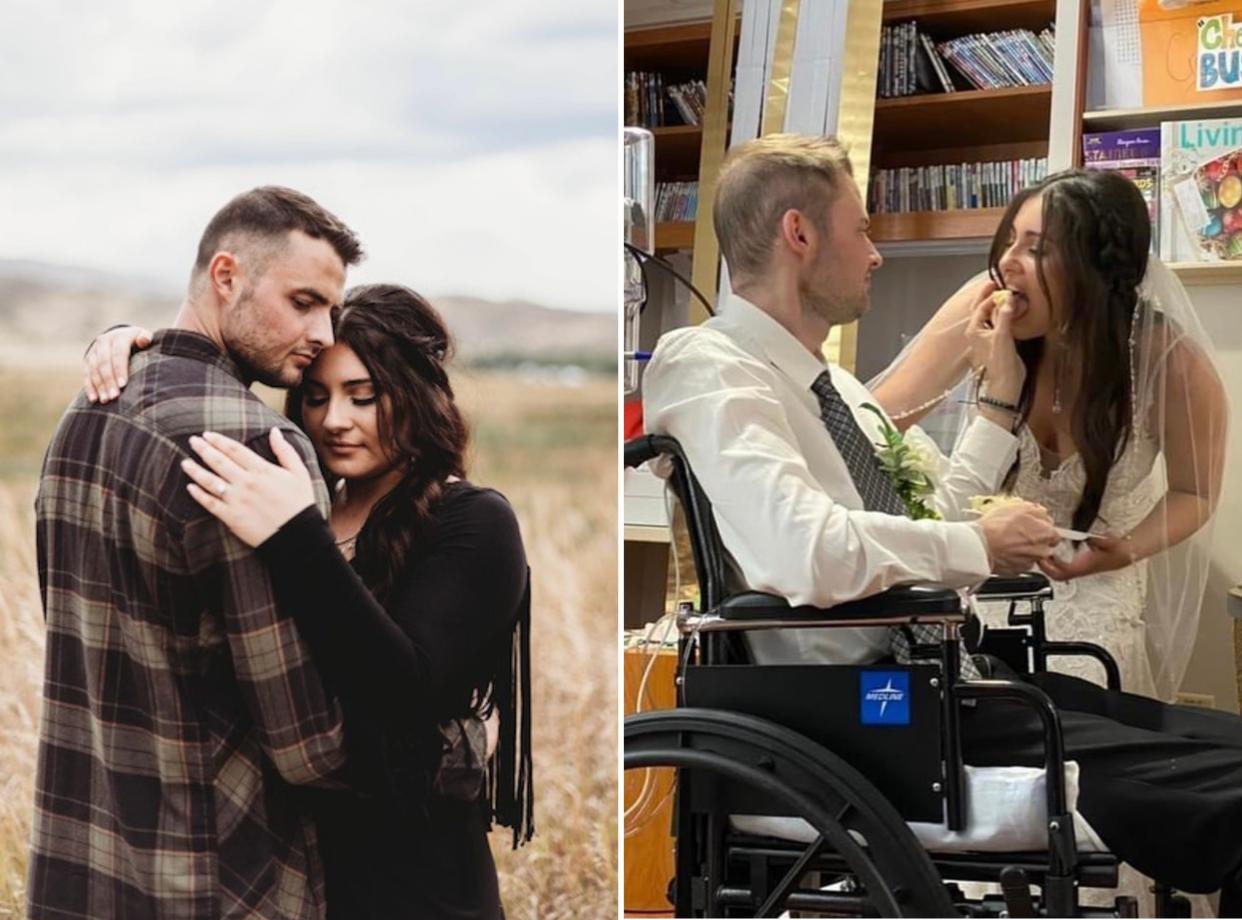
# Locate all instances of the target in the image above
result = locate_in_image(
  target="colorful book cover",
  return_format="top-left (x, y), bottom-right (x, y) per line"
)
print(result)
top-left (1160, 118), bottom-right (1242, 262)
top-left (1083, 128), bottom-right (1162, 164)
top-left (1084, 129), bottom-right (1162, 252)
top-left (1140, 0), bottom-right (1242, 106)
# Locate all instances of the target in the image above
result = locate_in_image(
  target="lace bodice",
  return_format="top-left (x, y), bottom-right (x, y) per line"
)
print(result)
top-left (980, 425), bottom-right (1164, 697)
top-left (1013, 424), bottom-right (1161, 539)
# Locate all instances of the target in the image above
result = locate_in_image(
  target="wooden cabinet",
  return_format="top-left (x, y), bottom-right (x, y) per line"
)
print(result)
top-left (623, 648), bottom-right (678, 916)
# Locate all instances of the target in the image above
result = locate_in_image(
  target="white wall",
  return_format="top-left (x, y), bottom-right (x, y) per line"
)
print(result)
top-left (1180, 285), bottom-right (1242, 712)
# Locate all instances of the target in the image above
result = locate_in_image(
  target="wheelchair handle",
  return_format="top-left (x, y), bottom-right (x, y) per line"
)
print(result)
top-left (625, 434), bottom-right (678, 469)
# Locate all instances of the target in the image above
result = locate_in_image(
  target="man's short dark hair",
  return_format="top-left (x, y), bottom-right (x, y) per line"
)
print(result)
top-left (194, 186), bottom-right (363, 273)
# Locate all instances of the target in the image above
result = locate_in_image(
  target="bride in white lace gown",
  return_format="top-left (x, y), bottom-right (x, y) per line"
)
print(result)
top-left (871, 168), bottom-right (1227, 705)
top-left (1008, 423), bottom-right (1161, 696)
top-left (873, 167), bottom-right (1228, 916)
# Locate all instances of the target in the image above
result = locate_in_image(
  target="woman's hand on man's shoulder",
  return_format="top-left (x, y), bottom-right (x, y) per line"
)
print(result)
top-left (84, 325), bottom-right (153, 403)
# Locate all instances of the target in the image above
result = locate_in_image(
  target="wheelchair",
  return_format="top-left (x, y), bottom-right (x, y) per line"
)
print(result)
top-left (624, 434), bottom-right (1191, 918)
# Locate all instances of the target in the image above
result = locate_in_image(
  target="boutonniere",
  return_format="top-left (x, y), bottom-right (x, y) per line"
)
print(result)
top-left (860, 403), bottom-right (941, 521)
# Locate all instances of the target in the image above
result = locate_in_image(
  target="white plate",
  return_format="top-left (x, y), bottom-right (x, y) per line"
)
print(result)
top-left (1055, 527), bottom-right (1093, 541)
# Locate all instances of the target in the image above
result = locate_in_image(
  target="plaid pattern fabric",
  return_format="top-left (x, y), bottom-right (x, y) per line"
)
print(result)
top-left (810, 370), bottom-right (979, 680)
top-left (31, 330), bottom-right (342, 920)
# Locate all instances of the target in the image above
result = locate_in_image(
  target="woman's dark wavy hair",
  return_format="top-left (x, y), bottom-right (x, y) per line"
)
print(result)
top-left (987, 168), bottom-right (1150, 533)
top-left (286, 283), bottom-right (470, 603)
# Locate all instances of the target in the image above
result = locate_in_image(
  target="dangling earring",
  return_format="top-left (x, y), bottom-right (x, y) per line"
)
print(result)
top-left (1051, 343), bottom-right (1066, 415)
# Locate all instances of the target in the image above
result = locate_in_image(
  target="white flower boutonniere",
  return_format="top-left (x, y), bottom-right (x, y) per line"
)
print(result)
top-left (860, 403), bottom-right (941, 521)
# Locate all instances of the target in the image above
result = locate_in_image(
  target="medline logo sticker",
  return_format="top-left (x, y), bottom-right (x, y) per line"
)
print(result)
top-left (860, 671), bottom-right (911, 725)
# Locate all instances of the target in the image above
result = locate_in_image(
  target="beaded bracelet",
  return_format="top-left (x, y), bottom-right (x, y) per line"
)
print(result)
top-left (978, 394), bottom-right (1021, 414)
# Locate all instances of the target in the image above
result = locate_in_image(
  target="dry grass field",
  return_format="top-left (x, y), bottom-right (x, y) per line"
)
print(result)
top-left (0, 364), bottom-right (618, 919)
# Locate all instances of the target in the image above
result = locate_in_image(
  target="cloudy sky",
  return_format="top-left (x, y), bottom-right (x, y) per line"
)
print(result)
top-left (0, 1), bottom-right (618, 313)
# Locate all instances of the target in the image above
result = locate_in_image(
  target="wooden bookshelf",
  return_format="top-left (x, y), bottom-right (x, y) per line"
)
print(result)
top-left (868, 0), bottom-right (1056, 244)
top-left (1082, 99), bottom-right (1242, 132)
top-left (874, 86), bottom-right (1053, 151)
top-left (1169, 262), bottom-right (1242, 285)
top-left (654, 221), bottom-right (695, 251)
top-left (882, 0), bottom-right (1054, 33)
top-left (870, 207), bottom-right (1005, 242)
top-left (650, 125), bottom-right (706, 179)
top-left (625, 20), bottom-right (713, 54)
top-left (625, 21), bottom-right (732, 252)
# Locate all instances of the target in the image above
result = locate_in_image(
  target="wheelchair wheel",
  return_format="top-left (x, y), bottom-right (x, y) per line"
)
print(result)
top-left (626, 708), bottom-right (958, 918)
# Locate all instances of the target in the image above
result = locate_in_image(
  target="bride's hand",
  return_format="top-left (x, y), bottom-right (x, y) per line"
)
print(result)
top-left (181, 428), bottom-right (316, 547)
top-left (1038, 533), bottom-right (1135, 581)
top-left (84, 325), bottom-right (153, 403)
top-left (966, 285), bottom-right (1025, 404)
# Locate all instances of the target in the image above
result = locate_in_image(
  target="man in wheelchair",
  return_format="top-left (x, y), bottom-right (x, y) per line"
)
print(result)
top-left (627, 134), bottom-right (1242, 917)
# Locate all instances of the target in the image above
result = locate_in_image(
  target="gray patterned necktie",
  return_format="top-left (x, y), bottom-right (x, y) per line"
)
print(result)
top-left (810, 369), bottom-right (979, 679)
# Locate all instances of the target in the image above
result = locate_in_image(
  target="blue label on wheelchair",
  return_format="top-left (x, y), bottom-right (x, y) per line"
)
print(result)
top-left (860, 671), bottom-right (911, 726)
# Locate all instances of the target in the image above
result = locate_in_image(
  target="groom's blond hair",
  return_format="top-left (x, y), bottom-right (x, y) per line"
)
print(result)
top-left (713, 134), bottom-right (855, 278)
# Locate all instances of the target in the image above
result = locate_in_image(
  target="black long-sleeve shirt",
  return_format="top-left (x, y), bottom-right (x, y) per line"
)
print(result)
top-left (257, 482), bottom-right (528, 920)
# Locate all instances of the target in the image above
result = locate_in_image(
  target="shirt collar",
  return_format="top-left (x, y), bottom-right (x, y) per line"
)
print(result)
top-left (718, 292), bottom-right (829, 391)
top-left (149, 329), bottom-right (250, 384)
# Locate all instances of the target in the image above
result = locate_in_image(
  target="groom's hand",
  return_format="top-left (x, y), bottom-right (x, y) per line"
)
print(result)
top-left (978, 500), bottom-right (1060, 574)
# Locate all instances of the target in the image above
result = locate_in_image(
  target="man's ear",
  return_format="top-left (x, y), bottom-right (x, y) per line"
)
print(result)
top-left (779, 209), bottom-right (813, 257)
top-left (207, 251), bottom-right (240, 304)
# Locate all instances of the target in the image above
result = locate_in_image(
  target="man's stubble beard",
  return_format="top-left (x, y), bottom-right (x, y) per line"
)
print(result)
top-left (801, 277), bottom-right (869, 329)
top-left (221, 288), bottom-right (302, 389)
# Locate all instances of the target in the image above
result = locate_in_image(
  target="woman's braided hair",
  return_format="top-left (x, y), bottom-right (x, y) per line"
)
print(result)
top-left (988, 169), bottom-right (1151, 533)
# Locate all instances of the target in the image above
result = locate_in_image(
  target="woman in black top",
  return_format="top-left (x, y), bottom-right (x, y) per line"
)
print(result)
top-left (101, 285), bottom-right (533, 918)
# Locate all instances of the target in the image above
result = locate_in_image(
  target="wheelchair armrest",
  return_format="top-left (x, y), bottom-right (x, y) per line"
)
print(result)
top-left (717, 584), bottom-right (964, 624)
top-left (975, 572), bottom-right (1053, 601)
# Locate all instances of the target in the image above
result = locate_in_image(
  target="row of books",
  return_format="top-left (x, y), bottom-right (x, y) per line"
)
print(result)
top-left (654, 181), bottom-right (699, 222)
top-left (624, 72), bottom-right (713, 128)
top-left (666, 79), bottom-right (709, 126)
top-left (868, 158), bottom-right (1049, 214)
top-left (878, 21), bottom-right (1055, 97)
top-left (625, 71), bottom-right (669, 128)
top-left (1085, 118), bottom-right (1242, 263)
top-left (878, 22), bottom-right (941, 98)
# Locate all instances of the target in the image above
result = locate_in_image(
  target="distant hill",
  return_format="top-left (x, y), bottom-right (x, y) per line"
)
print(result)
top-left (0, 260), bottom-right (614, 368)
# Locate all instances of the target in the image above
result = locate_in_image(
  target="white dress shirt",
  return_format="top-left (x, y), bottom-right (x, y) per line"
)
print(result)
top-left (643, 293), bottom-right (1020, 665)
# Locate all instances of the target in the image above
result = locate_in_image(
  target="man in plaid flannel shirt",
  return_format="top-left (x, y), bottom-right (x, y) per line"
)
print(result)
top-left (30, 187), bottom-right (363, 919)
